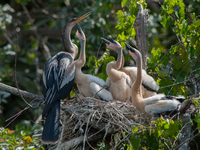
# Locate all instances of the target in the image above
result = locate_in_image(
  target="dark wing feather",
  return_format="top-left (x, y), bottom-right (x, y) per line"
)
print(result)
top-left (42, 52), bottom-right (75, 117)
top-left (42, 100), bottom-right (60, 144)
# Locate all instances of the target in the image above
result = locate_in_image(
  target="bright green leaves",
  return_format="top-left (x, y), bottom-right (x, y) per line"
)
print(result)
top-left (194, 113), bottom-right (200, 131)
top-left (153, 0), bottom-right (200, 96)
top-left (161, 14), bottom-right (171, 28)
top-left (150, 118), bottom-right (182, 149)
top-left (127, 118), bottom-right (182, 149)
top-left (193, 97), bottom-right (200, 108)
top-left (161, 0), bottom-right (185, 34)
top-left (192, 18), bottom-right (200, 27)
top-left (0, 125), bottom-right (44, 149)
top-left (116, 0), bottom-right (147, 47)
top-left (121, 0), bottom-right (128, 9)
top-left (178, 0), bottom-right (185, 20)
top-left (87, 53), bottom-right (115, 81)
top-left (132, 125), bottom-right (139, 134)
top-left (162, 0), bottom-right (185, 19)
top-left (129, 136), bottom-right (140, 150)
top-left (116, 10), bottom-right (125, 25)
top-left (151, 48), bottom-right (162, 63)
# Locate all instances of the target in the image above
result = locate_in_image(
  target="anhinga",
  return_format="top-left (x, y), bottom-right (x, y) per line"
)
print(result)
top-left (126, 43), bottom-right (184, 116)
top-left (102, 37), bottom-right (159, 100)
top-left (102, 37), bottom-right (132, 101)
top-left (42, 12), bottom-right (90, 144)
top-left (120, 66), bottom-right (159, 98)
top-left (74, 24), bottom-right (113, 101)
top-left (115, 42), bottom-right (159, 98)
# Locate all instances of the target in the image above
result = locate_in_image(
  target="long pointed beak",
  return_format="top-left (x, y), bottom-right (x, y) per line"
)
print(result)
top-left (125, 43), bottom-right (136, 53)
top-left (101, 37), bottom-right (110, 44)
top-left (77, 23), bottom-right (83, 35)
top-left (107, 36), bottom-right (116, 44)
top-left (75, 12), bottom-right (91, 23)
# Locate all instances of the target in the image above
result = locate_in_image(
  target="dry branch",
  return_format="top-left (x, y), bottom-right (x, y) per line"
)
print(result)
top-left (0, 82), bottom-right (44, 102)
top-left (52, 96), bottom-right (194, 149)
top-left (134, 4), bottom-right (149, 70)
top-left (54, 96), bottom-right (152, 149)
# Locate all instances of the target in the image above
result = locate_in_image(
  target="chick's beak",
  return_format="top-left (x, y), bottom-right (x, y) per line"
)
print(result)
top-left (101, 37), bottom-right (110, 44)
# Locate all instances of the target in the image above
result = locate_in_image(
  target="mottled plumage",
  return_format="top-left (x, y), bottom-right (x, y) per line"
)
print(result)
top-left (42, 52), bottom-right (75, 143)
top-left (42, 12), bottom-right (90, 144)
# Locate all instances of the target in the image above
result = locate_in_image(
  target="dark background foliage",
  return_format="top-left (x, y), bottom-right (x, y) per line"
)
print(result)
top-left (0, 0), bottom-right (200, 149)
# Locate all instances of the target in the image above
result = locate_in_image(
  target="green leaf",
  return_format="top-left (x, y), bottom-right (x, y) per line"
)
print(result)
top-left (172, 56), bottom-right (182, 70)
top-left (195, 113), bottom-right (200, 131)
top-left (131, 125), bottom-right (139, 134)
top-left (193, 19), bottom-right (200, 27)
top-left (158, 70), bottom-right (167, 78)
top-left (130, 136), bottom-right (140, 150)
top-left (121, 0), bottom-right (128, 8)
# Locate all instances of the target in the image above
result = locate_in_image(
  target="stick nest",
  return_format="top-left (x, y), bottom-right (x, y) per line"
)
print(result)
top-left (56, 95), bottom-right (155, 149)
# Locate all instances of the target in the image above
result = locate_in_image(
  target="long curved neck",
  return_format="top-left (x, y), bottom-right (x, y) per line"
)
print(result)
top-left (74, 39), bottom-right (86, 83)
top-left (133, 55), bottom-right (142, 90)
top-left (131, 53), bottom-right (144, 111)
top-left (76, 39), bottom-right (86, 69)
top-left (62, 24), bottom-right (77, 59)
top-left (106, 47), bottom-right (123, 82)
top-left (113, 48), bottom-right (122, 70)
top-left (120, 51), bottom-right (125, 69)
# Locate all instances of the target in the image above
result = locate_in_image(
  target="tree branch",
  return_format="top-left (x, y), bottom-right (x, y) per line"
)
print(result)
top-left (134, 4), bottom-right (149, 70)
top-left (0, 82), bottom-right (44, 102)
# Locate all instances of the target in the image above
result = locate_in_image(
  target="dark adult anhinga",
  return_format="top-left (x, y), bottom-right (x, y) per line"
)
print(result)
top-left (74, 24), bottom-right (113, 101)
top-left (42, 12), bottom-right (90, 144)
top-left (126, 43), bottom-right (184, 116)
top-left (101, 37), bottom-right (132, 101)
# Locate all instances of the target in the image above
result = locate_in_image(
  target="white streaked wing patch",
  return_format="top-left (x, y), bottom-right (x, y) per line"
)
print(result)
top-left (86, 74), bottom-right (106, 87)
top-left (122, 67), bottom-right (147, 75)
top-left (89, 82), bottom-right (113, 101)
top-left (122, 66), bottom-right (159, 92)
top-left (142, 94), bottom-right (165, 105)
top-left (43, 72), bottom-right (47, 88)
top-left (59, 62), bottom-right (75, 89)
top-left (145, 100), bottom-right (180, 115)
top-left (142, 74), bottom-right (159, 91)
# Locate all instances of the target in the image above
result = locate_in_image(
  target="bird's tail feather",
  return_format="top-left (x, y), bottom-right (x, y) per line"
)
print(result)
top-left (42, 100), bottom-right (60, 144)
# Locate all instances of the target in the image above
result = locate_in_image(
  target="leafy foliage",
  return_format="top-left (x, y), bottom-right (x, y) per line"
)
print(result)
top-left (0, 121), bottom-right (43, 149)
top-left (97, 118), bottom-right (182, 149)
top-left (0, 0), bottom-right (200, 149)
top-left (113, 0), bottom-right (200, 97)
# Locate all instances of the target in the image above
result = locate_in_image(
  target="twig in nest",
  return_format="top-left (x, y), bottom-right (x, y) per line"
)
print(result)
top-left (83, 113), bottom-right (92, 150)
